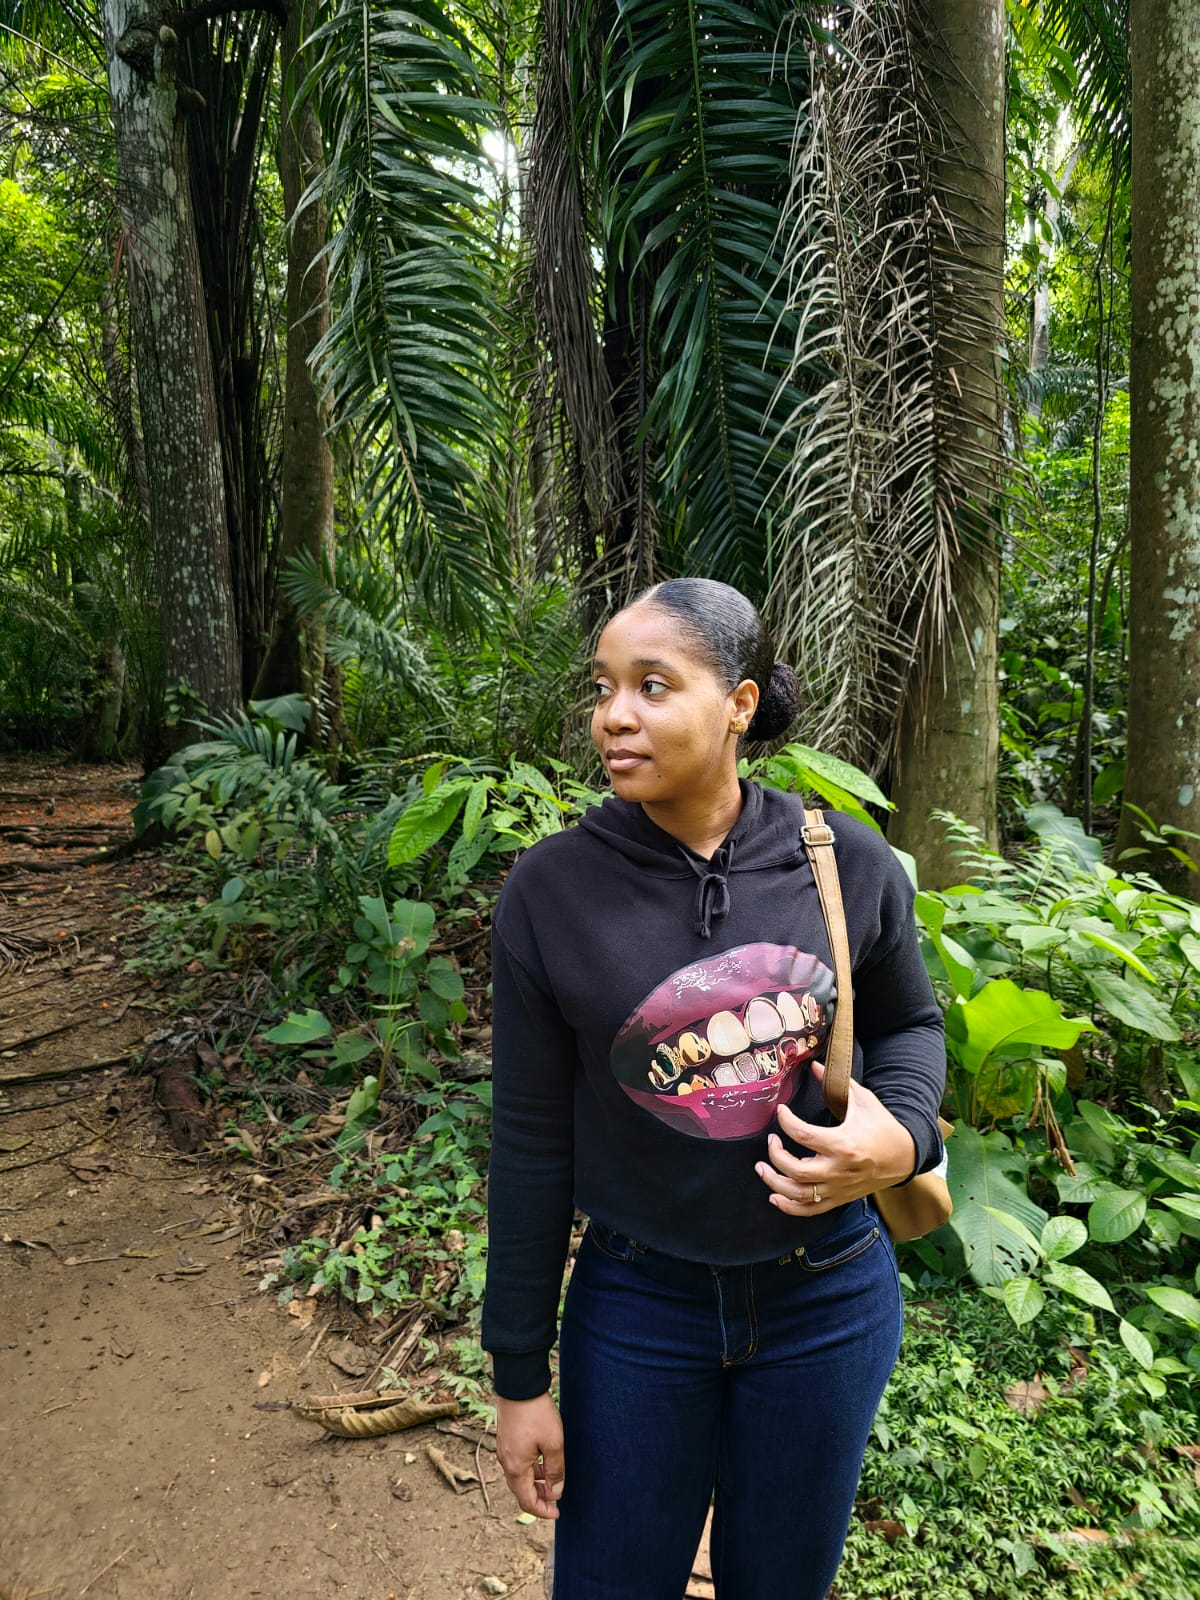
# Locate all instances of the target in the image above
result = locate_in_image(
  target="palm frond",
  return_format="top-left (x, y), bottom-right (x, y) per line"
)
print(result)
top-left (302, 0), bottom-right (506, 632)
top-left (280, 547), bottom-right (445, 710)
top-left (1026, 0), bottom-right (1129, 172)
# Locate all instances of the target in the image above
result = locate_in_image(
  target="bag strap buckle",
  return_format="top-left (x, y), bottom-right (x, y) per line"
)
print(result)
top-left (800, 820), bottom-right (836, 847)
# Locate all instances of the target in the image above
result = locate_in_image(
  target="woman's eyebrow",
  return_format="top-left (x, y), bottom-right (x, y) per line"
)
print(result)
top-left (592, 657), bottom-right (672, 671)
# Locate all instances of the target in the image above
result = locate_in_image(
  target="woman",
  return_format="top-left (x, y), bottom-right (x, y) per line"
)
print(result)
top-left (482, 579), bottom-right (946, 1599)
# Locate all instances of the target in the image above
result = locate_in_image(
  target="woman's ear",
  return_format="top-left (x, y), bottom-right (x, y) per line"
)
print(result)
top-left (730, 678), bottom-right (759, 733)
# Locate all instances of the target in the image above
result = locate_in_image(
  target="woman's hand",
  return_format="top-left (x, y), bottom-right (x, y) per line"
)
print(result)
top-left (754, 1062), bottom-right (916, 1216)
top-left (495, 1392), bottom-right (565, 1519)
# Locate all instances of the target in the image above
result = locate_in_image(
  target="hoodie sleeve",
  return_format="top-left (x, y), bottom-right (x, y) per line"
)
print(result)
top-left (482, 916), bottom-right (577, 1400)
top-left (848, 834), bottom-right (947, 1182)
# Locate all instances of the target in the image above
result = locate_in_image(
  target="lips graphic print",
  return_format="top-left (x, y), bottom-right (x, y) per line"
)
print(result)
top-left (610, 943), bottom-right (836, 1140)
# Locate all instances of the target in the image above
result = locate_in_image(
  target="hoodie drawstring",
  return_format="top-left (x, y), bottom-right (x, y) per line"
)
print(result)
top-left (683, 837), bottom-right (736, 939)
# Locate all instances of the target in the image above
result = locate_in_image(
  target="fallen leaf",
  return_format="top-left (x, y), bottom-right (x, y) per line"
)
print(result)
top-left (390, 1480), bottom-right (413, 1502)
top-left (0, 1134), bottom-right (32, 1154)
top-left (1060, 1528), bottom-right (1109, 1545)
top-left (864, 1520), bottom-right (906, 1544)
top-left (427, 1443), bottom-right (479, 1493)
top-left (1005, 1377), bottom-right (1049, 1415)
top-left (328, 1340), bottom-right (372, 1378)
top-left (257, 1370), bottom-right (273, 1388)
top-left (109, 1336), bottom-right (135, 1360)
top-left (286, 1298), bottom-right (315, 1326)
top-left (66, 1152), bottom-right (115, 1180)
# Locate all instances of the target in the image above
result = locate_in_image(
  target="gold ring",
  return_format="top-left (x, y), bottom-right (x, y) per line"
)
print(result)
top-left (811, 1184), bottom-right (821, 1204)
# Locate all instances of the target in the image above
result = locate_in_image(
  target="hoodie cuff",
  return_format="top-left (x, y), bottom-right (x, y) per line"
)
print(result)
top-left (491, 1350), bottom-right (553, 1401)
top-left (888, 1110), bottom-right (942, 1186)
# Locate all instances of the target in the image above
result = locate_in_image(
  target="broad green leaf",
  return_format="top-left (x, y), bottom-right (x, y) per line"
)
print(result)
top-left (1055, 1164), bottom-right (1108, 1204)
top-left (247, 693), bottom-right (311, 733)
top-left (1119, 1319), bottom-right (1154, 1369)
top-left (1045, 1261), bottom-right (1114, 1313)
top-left (783, 743), bottom-right (892, 810)
top-left (915, 892), bottom-right (977, 1000)
top-left (387, 782), bottom-right (471, 866)
top-left (1179, 932), bottom-right (1200, 973)
top-left (1087, 1188), bottom-right (1147, 1243)
top-left (1145, 1286), bottom-right (1200, 1329)
top-left (982, 1205), bottom-right (1045, 1259)
top-left (345, 1074), bottom-right (381, 1127)
top-left (422, 760), bottom-right (450, 796)
top-left (240, 819), bottom-right (262, 861)
top-left (387, 900), bottom-right (436, 957)
top-left (264, 1008), bottom-right (332, 1045)
top-left (1041, 1216), bottom-right (1087, 1261)
top-left (447, 826), bottom-right (493, 884)
top-left (426, 957), bottom-right (465, 1001)
top-left (947, 1127), bottom-right (1047, 1286)
top-left (1157, 1195), bottom-right (1200, 1222)
top-left (221, 876), bottom-right (245, 904)
top-left (332, 1033), bottom-right (376, 1064)
top-left (1024, 803), bottom-right (1103, 867)
top-left (946, 980), bottom-right (1095, 1078)
top-left (204, 828), bottom-right (222, 860)
top-left (1071, 925), bottom-right (1158, 983)
top-left (1083, 969), bottom-right (1180, 1041)
top-left (1147, 1148), bottom-right (1200, 1189)
top-left (461, 779), bottom-right (492, 843)
top-left (1002, 1276), bottom-right (1045, 1326)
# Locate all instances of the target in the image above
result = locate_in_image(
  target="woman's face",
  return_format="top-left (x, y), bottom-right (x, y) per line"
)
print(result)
top-left (591, 605), bottom-right (756, 808)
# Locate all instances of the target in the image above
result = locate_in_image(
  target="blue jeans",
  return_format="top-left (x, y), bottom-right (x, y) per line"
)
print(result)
top-left (554, 1200), bottom-right (902, 1600)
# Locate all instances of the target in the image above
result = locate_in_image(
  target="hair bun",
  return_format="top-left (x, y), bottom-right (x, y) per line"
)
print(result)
top-left (747, 662), bottom-right (800, 742)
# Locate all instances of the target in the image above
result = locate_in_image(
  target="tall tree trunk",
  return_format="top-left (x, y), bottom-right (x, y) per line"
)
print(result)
top-left (102, 3), bottom-right (240, 741)
top-left (1116, 2), bottom-right (1200, 891)
top-left (252, 0), bottom-right (337, 741)
top-left (889, 0), bottom-right (1005, 886)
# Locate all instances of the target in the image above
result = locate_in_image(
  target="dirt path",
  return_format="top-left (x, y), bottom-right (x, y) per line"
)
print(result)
top-left (0, 757), bottom-right (552, 1600)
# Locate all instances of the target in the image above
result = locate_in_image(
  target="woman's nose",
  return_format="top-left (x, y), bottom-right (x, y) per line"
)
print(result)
top-left (600, 688), bottom-right (639, 731)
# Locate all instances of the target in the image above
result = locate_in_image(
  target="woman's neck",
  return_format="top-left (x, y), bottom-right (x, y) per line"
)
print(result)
top-left (640, 780), bottom-right (745, 860)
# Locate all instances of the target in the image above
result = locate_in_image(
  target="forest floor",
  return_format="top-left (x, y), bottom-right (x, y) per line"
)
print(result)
top-left (0, 754), bottom-right (588, 1600)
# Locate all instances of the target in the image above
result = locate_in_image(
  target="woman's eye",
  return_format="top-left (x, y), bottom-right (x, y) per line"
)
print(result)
top-left (594, 681), bottom-right (612, 700)
top-left (643, 679), bottom-right (668, 698)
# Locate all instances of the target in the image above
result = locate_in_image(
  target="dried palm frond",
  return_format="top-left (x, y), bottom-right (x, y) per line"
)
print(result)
top-left (766, 0), bottom-right (1007, 771)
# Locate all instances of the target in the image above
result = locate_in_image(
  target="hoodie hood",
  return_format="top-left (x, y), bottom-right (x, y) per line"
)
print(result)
top-left (578, 781), bottom-right (806, 938)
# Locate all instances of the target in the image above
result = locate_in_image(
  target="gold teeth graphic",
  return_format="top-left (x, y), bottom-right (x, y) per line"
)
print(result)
top-left (646, 989), bottom-right (824, 1097)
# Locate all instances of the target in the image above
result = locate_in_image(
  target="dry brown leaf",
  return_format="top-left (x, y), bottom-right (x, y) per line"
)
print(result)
top-left (1005, 1377), bottom-right (1049, 1415)
top-left (1060, 1528), bottom-right (1109, 1545)
top-left (287, 1298), bottom-right (315, 1327)
top-left (328, 1340), bottom-right (372, 1378)
top-left (427, 1443), bottom-right (479, 1493)
top-left (864, 1519), bottom-right (906, 1543)
top-left (257, 1370), bottom-right (272, 1388)
top-left (0, 1133), bottom-right (32, 1153)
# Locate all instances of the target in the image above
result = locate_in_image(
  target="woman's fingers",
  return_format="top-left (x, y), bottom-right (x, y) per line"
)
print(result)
top-left (495, 1394), bottom-right (564, 1521)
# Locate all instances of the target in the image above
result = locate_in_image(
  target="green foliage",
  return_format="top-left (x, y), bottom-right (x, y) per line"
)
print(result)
top-left (836, 1288), bottom-right (1200, 1600)
top-left (745, 742), bottom-right (893, 833)
top-left (385, 754), bottom-right (605, 884)
top-left (301, 0), bottom-right (506, 631)
top-left (275, 1105), bottom-right (490, 1321)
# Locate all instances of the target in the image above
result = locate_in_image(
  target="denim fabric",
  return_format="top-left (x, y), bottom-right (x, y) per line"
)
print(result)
top-left (554, 1200), bottom-right (903, 1600)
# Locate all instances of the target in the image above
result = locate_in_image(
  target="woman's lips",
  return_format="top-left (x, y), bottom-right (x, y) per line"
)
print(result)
top-left (606, 751), bottom-right (647, 773)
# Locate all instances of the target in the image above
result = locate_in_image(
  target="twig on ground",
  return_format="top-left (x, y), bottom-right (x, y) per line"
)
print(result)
top-left (79, 1542), bottom-right (134, 1595)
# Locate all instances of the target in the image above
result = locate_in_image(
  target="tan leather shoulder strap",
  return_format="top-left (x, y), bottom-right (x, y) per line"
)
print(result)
top-left (802, 808), bottom-right (853, 1122)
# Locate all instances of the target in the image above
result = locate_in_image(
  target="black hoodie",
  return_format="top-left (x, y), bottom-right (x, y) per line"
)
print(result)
top-left (482, 782), bottom-right (946, 1399)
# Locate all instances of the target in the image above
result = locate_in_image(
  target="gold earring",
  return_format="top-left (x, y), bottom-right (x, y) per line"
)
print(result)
top-left (731, 719), bottom-right (747, 735)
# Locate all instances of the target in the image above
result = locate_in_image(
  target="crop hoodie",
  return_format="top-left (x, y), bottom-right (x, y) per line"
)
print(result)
top-left (482, 781), bottom-right (947, 1399)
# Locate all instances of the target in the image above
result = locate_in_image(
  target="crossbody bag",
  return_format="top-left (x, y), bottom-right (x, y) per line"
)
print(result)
top-left (801, 809), bottom-right (953, 1243)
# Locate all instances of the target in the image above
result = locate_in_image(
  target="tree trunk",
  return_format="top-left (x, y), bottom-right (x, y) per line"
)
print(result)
top-left (889, 0), bottom-right (1005, 887)
top-left (1116, 1), bottom-right (1200, 891)
top-left (252, 0), bottom-right (337, 742)
top-left (102, 2), bottom-right (240, 739)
